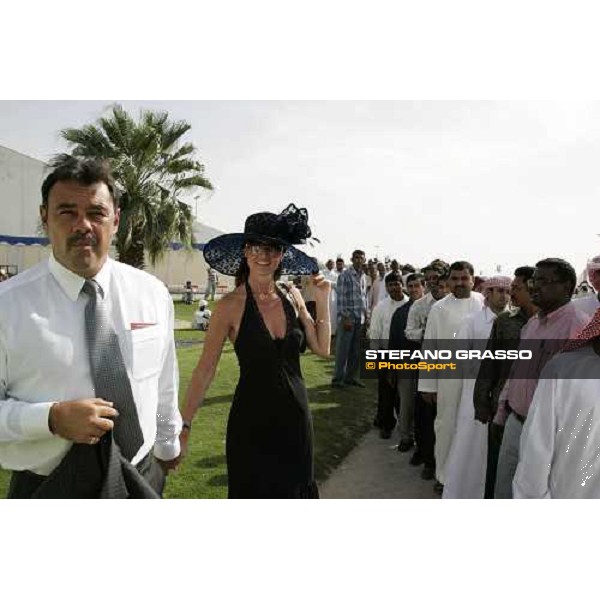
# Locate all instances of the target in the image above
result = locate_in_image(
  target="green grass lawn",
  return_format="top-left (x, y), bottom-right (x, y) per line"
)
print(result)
top-left (0, 302), bottom-right (376, 498)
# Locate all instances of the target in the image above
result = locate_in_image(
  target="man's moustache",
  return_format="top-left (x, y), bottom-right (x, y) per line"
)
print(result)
top-left (68, 235), bottom-right (98, 247)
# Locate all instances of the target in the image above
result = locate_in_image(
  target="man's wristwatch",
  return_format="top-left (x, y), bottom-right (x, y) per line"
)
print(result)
top-left (182, 420), bottom-right (192, 431)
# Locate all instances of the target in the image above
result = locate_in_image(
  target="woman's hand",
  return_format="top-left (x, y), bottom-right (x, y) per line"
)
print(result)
top-left (179, 427), bottom-right (191, 460)
top-left (311, 274), bottom-right (331, 300)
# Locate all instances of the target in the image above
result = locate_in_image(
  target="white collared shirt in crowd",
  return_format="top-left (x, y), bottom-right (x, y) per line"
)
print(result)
top-left (0, 255), bottom-right (182, 475)
top-left (405, 292), bottom-right (438, 342)
top-left (368, 295), bottom-right (409, 349)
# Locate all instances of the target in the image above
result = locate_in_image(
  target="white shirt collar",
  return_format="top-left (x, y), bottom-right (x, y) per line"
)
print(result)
top-left (482, 305), bottom-right (497, 323)
top-left (48, 254), bottom-right (113, 302)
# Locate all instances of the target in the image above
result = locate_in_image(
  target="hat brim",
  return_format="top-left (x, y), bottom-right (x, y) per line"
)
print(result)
top-left (203, 233), bottom-right (318, 276)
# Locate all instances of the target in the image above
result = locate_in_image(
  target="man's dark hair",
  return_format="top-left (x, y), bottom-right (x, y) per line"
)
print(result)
top-left (403, 264), bottom-right (416, 273)
top-left (384, 272), bottom-right (402, 285)
top-left (41, 154), bottom-right (120, 208)
top-left (535, 258), bottom-right (577, 295)
top-left (449, 260), bottom-right (474, 276)
top-left (514, 266), bottom-right (535, 284)
top-left (352, 249), bottom-right (366, 258)
top-left (406, 272), bottom-right (425, 285)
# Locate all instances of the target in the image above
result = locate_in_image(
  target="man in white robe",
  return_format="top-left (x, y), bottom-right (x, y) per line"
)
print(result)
top-left (418, 261), bottom-right (484, 492)
top-left (323, 259), bottom-right (340, 336)
top-left (370, 262), bottom-right (388, 307)
top-left (513, 308), bottom-right (600, 498)
top-left (442, 276), bottom-right (511, 499)
top-left (573, 255), bottom-right (600, 318)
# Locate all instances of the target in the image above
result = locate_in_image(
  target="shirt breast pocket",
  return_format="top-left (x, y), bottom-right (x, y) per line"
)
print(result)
top-left (128, 327), bottom-right (164, 380)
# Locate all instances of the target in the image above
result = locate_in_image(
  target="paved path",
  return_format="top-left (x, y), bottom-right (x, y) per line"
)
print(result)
top-left (320, 429), bottom-right (439, 499)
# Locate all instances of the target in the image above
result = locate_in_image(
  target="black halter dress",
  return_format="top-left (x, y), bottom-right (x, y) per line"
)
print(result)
top-left (226, 282), bottom-right (319, 498)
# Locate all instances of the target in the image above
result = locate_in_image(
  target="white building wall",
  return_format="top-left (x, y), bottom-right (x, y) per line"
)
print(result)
top-left (0, 145), bottom-right (46, 237)
top-left (0, 145), bottom-right (233, 291)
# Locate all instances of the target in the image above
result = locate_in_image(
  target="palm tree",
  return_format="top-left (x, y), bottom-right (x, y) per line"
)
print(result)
top-left (61, 104), bottom-right (213, 269)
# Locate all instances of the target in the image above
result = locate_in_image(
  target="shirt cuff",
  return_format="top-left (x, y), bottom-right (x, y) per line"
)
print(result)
top-left (418, 382), bottom-right (437, 393)
top-left (20, 402), bottom-right (55, 440)
top-left (154, 438), bottom-right (181, 461)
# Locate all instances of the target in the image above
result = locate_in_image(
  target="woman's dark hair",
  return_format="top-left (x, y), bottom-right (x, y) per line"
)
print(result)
top-left (41, 154), bottom-right (120, 208)
top-left (234, 255), bottom-right (283, 287)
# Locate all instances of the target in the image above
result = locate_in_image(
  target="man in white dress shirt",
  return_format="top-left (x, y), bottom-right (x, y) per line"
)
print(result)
top-left (418, 260), bottom-right (485, 493)
top-left (514, 308), bottom-right (600, 498)
top-left (0, 155), bottom-right (182, 498)
top-left (368, 272), bottom-right (409, 438)
top-left (405, 263), bottom-right (449, 480)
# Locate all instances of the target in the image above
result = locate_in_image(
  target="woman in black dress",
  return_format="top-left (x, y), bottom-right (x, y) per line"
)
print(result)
top-left (180, 205), bottom-right (331, 498)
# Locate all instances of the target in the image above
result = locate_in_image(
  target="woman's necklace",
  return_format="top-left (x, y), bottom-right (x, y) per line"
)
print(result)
top-left (251, 282), bottom-right (276, 301)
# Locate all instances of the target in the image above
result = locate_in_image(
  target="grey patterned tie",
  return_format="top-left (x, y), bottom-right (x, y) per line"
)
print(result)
top-left (82, 279), bottom-right (144, 461)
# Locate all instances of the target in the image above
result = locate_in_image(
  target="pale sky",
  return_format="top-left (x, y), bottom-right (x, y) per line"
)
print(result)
top-left (1, 100), bottom-right (598, 277)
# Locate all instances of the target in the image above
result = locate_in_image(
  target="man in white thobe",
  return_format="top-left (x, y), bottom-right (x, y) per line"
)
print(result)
top-left (442, 276), bottom-right (511, 499)
top-left (418, 261), bottom-right (484, 491)
top-left (573, 255), bottom-right (600, 318)
top-left (513, 308), bottom-right (600, 498)
top-left (369, 262), bottom-right (388, 310)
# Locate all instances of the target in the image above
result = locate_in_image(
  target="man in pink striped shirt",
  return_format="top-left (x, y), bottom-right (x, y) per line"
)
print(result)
top-left (493, 258), bottom-right (589, 498)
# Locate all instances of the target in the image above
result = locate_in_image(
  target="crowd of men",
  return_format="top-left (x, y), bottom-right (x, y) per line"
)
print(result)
top-left (322, 250), bottom-right (600, 498)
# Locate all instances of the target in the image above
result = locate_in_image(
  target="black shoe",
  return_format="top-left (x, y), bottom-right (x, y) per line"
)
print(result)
top-left (409, 450), bottom-right (424, 465)
top-left (379, 429), bottom-right (392, 439)
top-left (331, 381), bottom-right (345, 389)
top-left (421, 466), bottom-right (435, 480)
top-left (433, 480), bottom-right (444, 494)
top-left (397, 439), bottom-right (414, 453)
top-left (345, 380), bottom-right (365, 388)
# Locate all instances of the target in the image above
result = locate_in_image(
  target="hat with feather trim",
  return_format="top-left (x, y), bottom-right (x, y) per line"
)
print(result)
top-left (203, 203), bottom-right (319, 276)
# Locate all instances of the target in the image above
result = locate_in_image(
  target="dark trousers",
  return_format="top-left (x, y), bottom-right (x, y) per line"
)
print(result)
top-left (414, 391), bottom-right (436, 468)
top-left (375, 372), bottom-right (398, 432)
top-left (7, 449), bottom-right (165, 499)
top-left (484, 423), bottom-right (504, 499)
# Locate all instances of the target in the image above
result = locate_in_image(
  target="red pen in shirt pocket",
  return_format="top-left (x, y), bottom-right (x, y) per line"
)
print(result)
top-left (130, 322), bottom-right (157, 330)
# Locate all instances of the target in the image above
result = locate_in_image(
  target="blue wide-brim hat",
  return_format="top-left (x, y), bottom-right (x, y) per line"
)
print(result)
top-left (203, 203), bottom-right (319, 276)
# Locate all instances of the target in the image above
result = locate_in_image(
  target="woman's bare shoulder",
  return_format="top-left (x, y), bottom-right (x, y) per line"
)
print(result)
top-left (214, 286), bottom-right (246, 313)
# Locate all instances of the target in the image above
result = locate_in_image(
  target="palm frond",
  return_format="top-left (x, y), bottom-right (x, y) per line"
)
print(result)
top-left (60, 105), bottom-right (213, 269)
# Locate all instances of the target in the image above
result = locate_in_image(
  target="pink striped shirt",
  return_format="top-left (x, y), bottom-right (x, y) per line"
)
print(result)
top-left (494, 301), bottom-right (589, 424)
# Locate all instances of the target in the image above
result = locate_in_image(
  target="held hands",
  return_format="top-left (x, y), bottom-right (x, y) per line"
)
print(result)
top-left (179, 426), bottom-right (191, 461)
top-left (49, 398), bottom-right (118, 444)
top-left (156, 456), bottom-right (181, 474)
